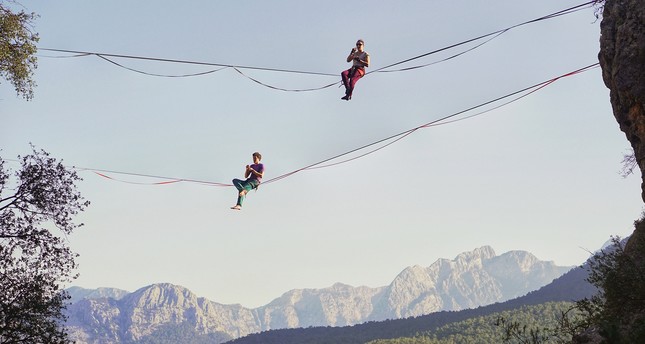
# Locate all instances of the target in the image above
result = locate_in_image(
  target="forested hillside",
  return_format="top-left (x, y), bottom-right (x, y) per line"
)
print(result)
top-left (225, 265), bottom-right (594, 344)
top-left (225, 302), bottom-right (576, 344)
top-left (366, 302), bottom-right (575, 344)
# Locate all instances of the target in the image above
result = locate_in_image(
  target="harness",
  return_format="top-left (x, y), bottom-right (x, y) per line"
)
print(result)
top-left (349, 65), bottom-right (365, 78)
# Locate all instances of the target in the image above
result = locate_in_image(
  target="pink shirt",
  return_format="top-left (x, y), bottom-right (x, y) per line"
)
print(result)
top-left (352, 51), bottom-right (369, 68)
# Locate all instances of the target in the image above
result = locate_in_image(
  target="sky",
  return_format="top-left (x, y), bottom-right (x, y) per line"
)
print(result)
top-left (1, 1), bottom-right (642, 309)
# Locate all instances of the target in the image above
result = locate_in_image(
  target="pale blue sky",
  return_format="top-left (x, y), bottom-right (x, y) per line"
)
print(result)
top-left (1, 1), bottom-right (641, 308)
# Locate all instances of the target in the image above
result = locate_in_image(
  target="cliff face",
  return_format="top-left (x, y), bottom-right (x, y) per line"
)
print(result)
top-left (597, 0), bottom-right (645, 342)
top-left (598, 0), bottom-right (645, 293)
top-left (598, 0), bottom-right (645, 202)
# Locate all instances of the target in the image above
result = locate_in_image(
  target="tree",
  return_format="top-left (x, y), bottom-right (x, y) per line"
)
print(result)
top-left (620, 149), bottom-right (637, 178)
top-left (491, 234), bottom-right (645, 343)
top-left (0, 147), bottom-right (89, 343)
top-left (572, 232), bottom-right (645, 343)
top-left (0, 0), bottom-right (39, 100)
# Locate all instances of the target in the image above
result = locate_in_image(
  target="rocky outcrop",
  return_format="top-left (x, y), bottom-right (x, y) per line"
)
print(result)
top-left (65, 247), bottom-right (572, 343)
top-left (598, 0), bottom-right (645, 342)
top-left (598, 0), bottom-right (645, 202)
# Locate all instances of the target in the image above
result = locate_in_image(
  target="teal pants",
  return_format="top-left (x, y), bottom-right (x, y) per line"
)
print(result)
top-left (233, 178), bottom-right (258, 206)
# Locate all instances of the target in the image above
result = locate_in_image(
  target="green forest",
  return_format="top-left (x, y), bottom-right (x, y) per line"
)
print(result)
top-left (226, 301), bottom-right (582, 344)
top-left (366, 302), bottom-right (576, 344)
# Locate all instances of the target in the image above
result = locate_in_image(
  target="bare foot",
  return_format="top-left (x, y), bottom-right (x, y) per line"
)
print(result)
top-left (230, 205), bottom-right (241, 210)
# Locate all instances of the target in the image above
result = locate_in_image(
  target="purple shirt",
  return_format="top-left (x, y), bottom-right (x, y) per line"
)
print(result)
top-left (248, 163), bottom-right (264, 183)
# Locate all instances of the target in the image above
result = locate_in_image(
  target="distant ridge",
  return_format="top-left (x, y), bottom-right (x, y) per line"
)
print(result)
top-left (66, 286), bottom-right (130, 304)
top-left (225, 264), bottom-right (596, 344)
top-left (65, 246), bottom-right (575, 343)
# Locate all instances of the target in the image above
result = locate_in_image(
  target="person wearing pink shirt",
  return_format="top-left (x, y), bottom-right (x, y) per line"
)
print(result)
top-left (341, 39), bottom-right (370, 101)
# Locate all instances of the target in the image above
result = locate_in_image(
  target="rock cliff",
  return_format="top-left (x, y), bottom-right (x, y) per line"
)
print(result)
top-left (599, 0), bottom-right (645, 201)
top-left (598, 0), bottom-right (645, 341)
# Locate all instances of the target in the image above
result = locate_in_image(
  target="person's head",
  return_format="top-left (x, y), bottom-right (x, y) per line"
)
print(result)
top-left (356, 39), bottom-right (364, 52)
top-left (252, 152), bottom-right (262, 163)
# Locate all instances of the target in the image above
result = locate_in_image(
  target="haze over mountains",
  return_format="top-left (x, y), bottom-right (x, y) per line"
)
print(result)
top-left (65, 246), bottom-right (574, 343)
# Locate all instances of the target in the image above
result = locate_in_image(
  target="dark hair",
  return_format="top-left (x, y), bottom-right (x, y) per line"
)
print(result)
top-left (253, 152), bottom-right (262, 161)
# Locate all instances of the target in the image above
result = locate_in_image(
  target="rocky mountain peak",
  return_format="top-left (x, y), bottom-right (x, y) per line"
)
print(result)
top-left (124, 283), bottom-right (198, 309)
top-left (379, 246), bottom-right (570, 318)
top-left (456, 245), bottom-right (496, 261)
top-left (396, 265), bottom-right (429, 281)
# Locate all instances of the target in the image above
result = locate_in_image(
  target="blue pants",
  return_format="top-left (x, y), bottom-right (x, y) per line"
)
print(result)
top-left (233, 178), bottom-right (258, 206)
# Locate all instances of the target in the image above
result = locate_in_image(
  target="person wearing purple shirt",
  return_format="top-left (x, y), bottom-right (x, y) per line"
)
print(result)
top-left (231, 152), bottom-right (264, 210)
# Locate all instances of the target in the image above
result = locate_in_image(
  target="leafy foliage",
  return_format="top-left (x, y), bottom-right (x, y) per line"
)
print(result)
top-left (0, 0), bottom-right (39, 100)
top-left (490, 226), bottom-right (645, 343)
top-left (0, 147), bottom-right (89, 343)
top-left (573, 229), bottom-right (645, 343)
top-left (365, 302), bottom-right (578, 344)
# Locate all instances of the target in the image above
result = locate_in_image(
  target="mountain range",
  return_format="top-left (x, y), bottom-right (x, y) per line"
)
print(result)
top-left (65, 246), bottom-right (574, 343)
top-left (228, 265), bottom-right (598, 344)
